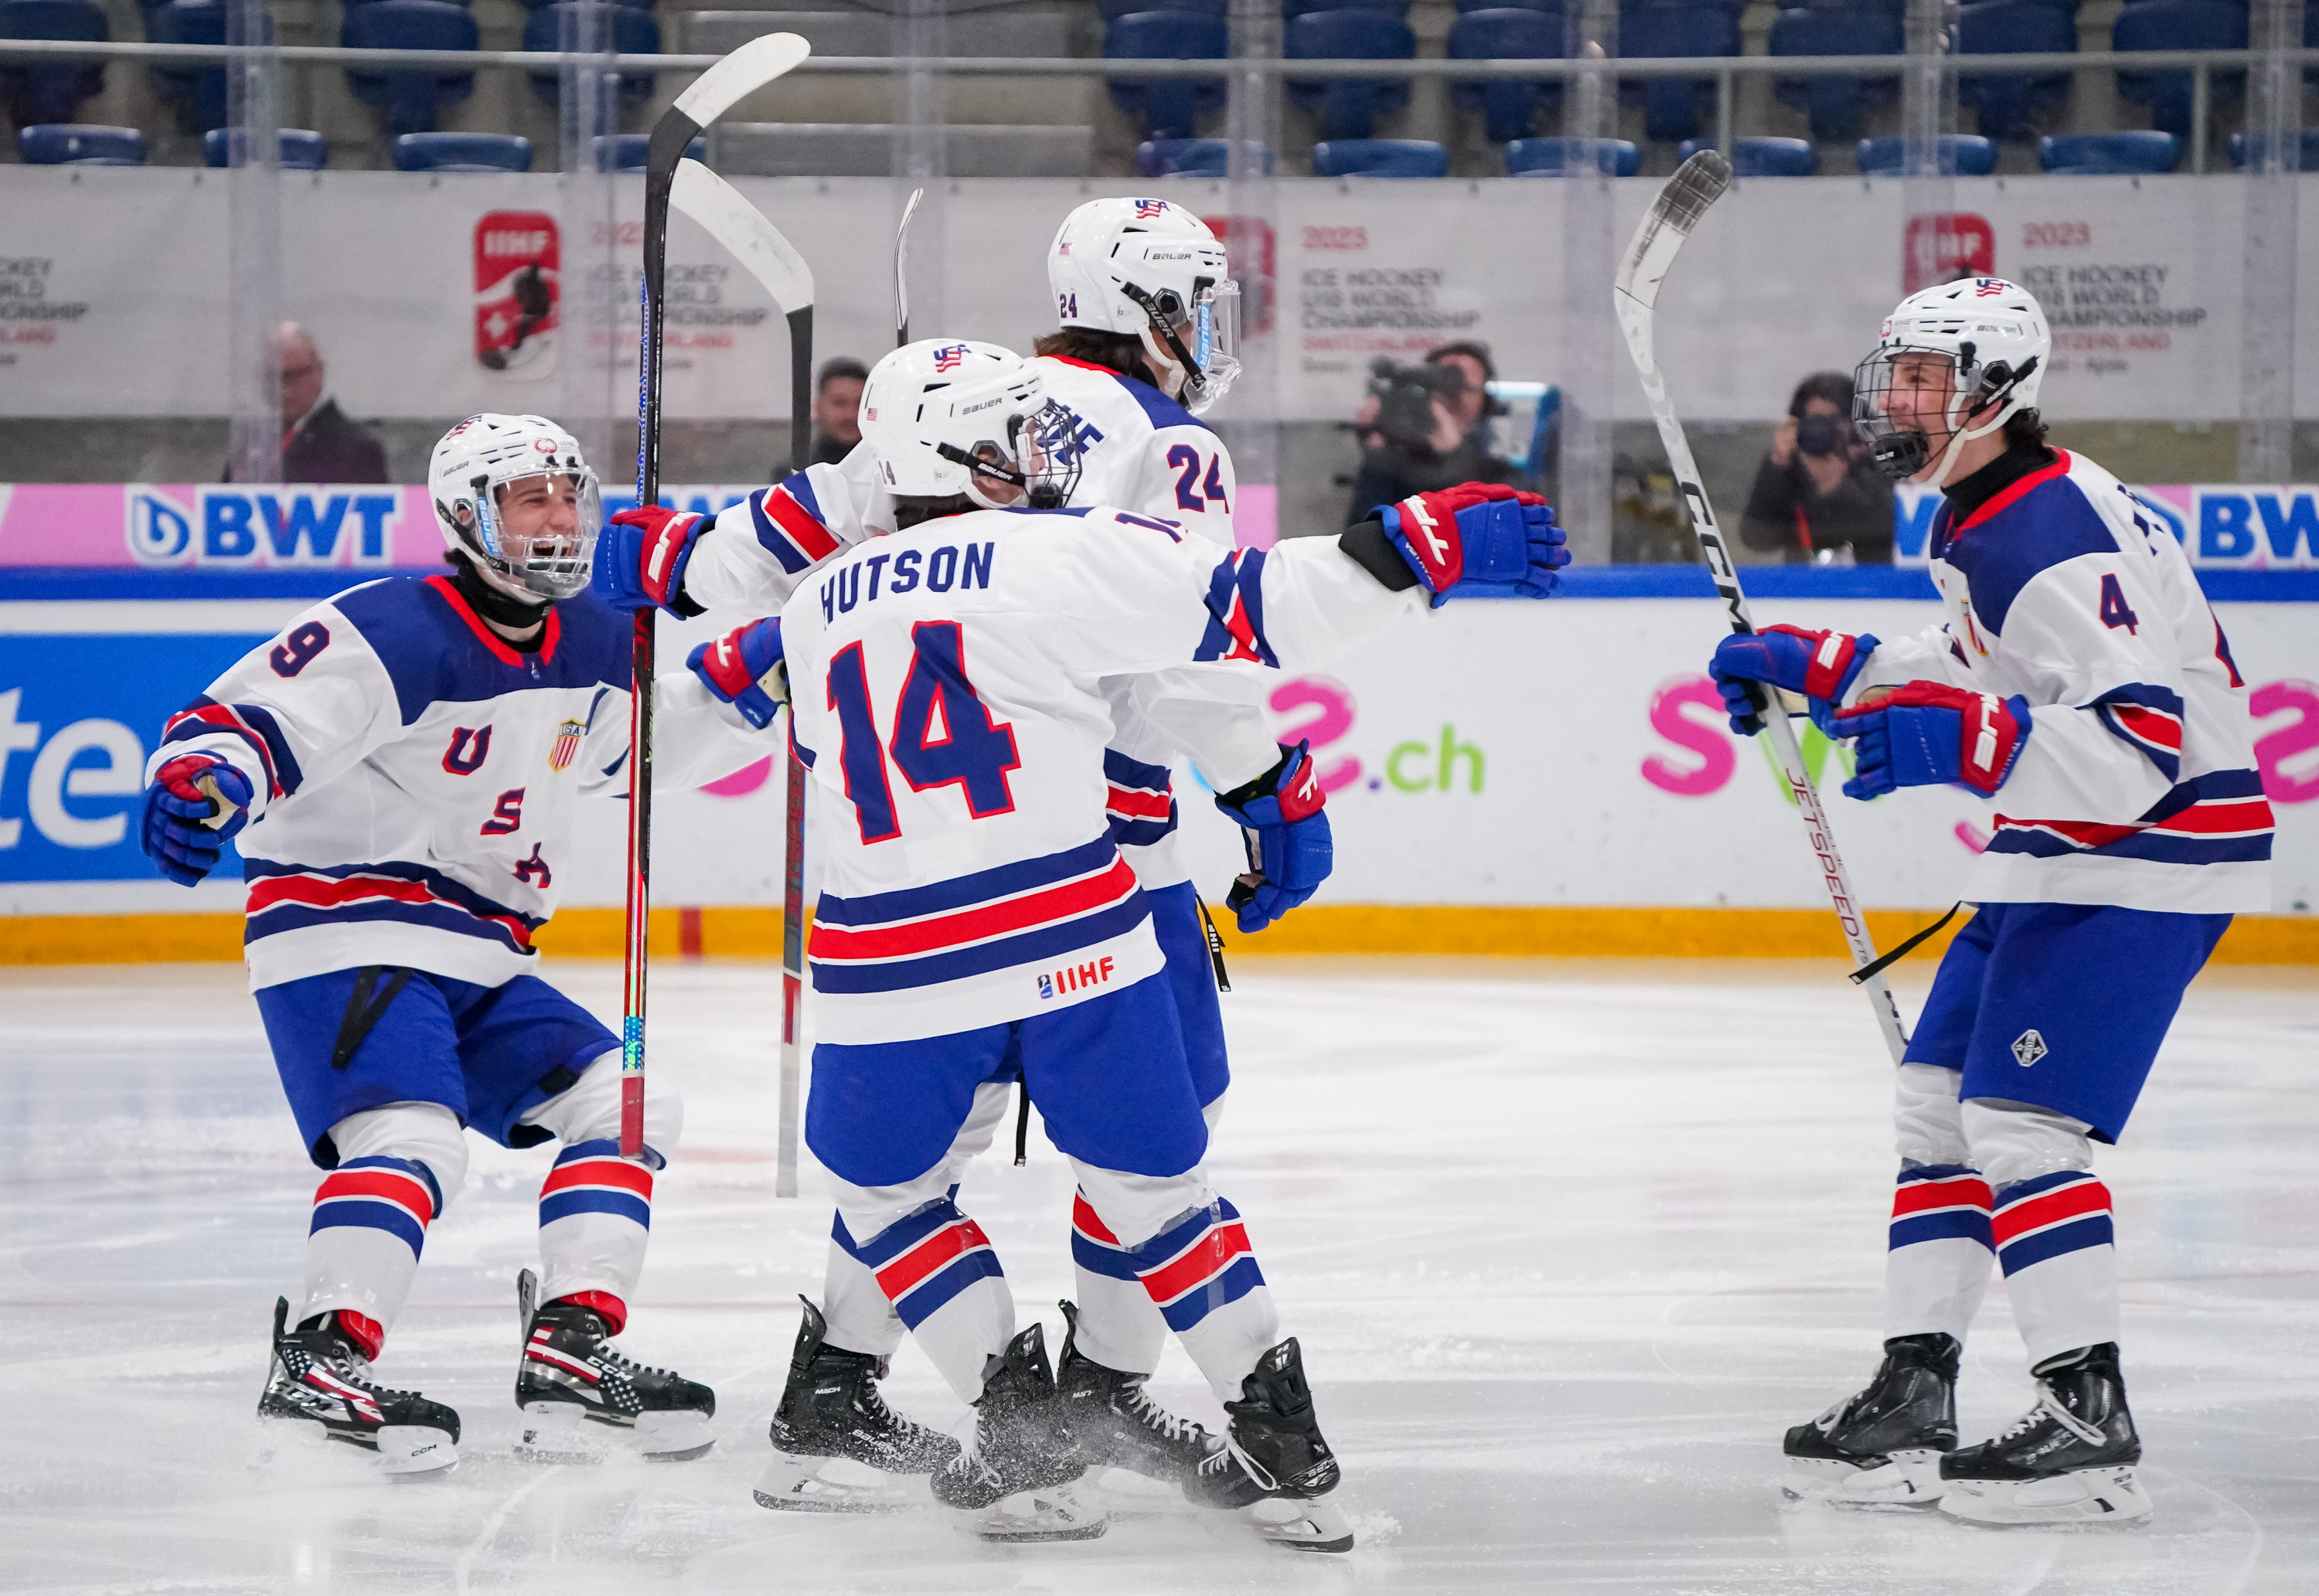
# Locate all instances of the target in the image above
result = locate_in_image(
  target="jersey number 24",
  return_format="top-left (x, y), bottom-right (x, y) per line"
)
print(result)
top-left (826, 621), bottom-right (1022, 843)
top-left (1168, 444), bottom-right (1230, 514)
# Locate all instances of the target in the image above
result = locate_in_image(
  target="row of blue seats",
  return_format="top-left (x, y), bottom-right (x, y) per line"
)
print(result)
top-left (0, 0), bottom-right (656, 137)
top-left (1105, 1), bottom-right (2317, 146)
top-left (17, 123), bottom-right (702, 165)
top-left (1136, 126), bottom-right (2296, 179)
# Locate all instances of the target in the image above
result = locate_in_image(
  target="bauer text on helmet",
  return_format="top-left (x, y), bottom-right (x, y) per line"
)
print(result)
top-left (429, 413), bottom-right (604, 604)
top-left (859, 340), bottom-right (1086, 510)
top-left (1851, 277), bottom-right (2049, 490)
top-left (1049, 196), bottom-right (1242, 417)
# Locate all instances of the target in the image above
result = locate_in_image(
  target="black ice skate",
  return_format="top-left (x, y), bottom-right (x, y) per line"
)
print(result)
top-left (754, 1296), bottom-right (959, 1513)
top-left (1939, 1343), bottom-right (2151, 1526)
top-left (1780, 1332), bottom-right (1960, 1507)
top-left (1055, 1299), bottom-right (1221, 1492)
top-left (1185, 1336), bottom-right (1354, 1553)
top-left (932, 1322), bottom-right (1105, 1542)
top-left (512, 1268), bottom-right (715, 1462)
top-left (257, 1297), bottom-right (460, 1477)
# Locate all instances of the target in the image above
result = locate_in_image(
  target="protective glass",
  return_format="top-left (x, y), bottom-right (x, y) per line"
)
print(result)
top-left (1180, 279), bottom-right (1242, 416)
top-left (472, 470), bottom-right (603, 600)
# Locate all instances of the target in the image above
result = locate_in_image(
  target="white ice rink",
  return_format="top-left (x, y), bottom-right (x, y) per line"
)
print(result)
top-left (3, 955), bottom-right (2314, 1594)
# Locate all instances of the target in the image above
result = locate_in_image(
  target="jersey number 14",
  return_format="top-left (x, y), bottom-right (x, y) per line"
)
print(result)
top-left (826, 621), bottom-right (1022, 843)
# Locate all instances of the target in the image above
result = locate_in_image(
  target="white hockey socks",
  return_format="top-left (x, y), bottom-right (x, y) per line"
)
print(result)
top-left (1885, 1162), bottom-right (1996, 1344)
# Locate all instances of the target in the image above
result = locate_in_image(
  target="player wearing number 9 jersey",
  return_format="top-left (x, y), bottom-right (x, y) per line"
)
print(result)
top-left (1710, 280), bottom-right (2274, 1527)
top-left (134, 415), bottom-right (791, 1479)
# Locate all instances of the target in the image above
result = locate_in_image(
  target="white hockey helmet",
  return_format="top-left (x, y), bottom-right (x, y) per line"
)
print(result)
top-left (1853, 276), bottom-right (2050, 487)
top-left (858, 339), bottom-right (1084, 509)
top-left (428, 413), bottom-right (601, 602)
top-left (1049, 196), bottom-right (1241, 417)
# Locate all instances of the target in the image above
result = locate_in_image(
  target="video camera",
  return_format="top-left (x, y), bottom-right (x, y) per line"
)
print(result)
top-left (1364, 358), bottom-right (1469, 454)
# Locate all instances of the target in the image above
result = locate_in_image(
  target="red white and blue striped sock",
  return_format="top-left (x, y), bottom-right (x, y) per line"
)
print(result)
top-left (536, 1138), bottom-right (654, 1315)
top-left (1068, 1190), bottom-right (1169, 1376)
top-left (1124, 1196), bottom-right (1279, 1400)
top-left (1992, 1171), bottom-right (2120, 1365)
top-left (847, 1198), bottom-right (1014, 1403)
top-left (301, 1155), bottom-right (441, 1344)
top-left (1885, 1162), bottom-right (1995, 1343)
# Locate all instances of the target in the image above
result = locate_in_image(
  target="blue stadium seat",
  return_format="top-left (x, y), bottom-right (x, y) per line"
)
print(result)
top-left (203, 127), bottom-right (329, 168)
top-left (148, 1), bottom-right (246, 134)
top-left (1136, 137), bottom-right (1274, 177)
top-left (2227, 128), bottom-right (2319, 169)
top-left (1285, 11), bottom-right (1415, 141)
top-left (1455, 0), bottom-right (1561, 9)
top-left (1677, 134), bottom-right (1817, 175)
top-left (1313, 137), bottom-right (1446, 177)
top-left (593, 132), bottom-right (705, 171)
top-left (1101, 0), bottom-right (1221, 13)
top-left (0, 0), bottom-right (107, 128)
top-left (392, 131), bottom-right (531, 172)
top-left (2114, 2), bottom-right (2246, 137)
top-left (1619, 5), bottom-right (1739, 145)
top-left (1957, 2), bottom-right (2075, 141)
top-left (1854, 133), bottom-right (1997, 175)
top-left (1768, 7), bottom-right (1902, 142)
top-left (523, 4), bottom-right (658, 110)
top-left (1105, 12), bottom-right (1228, 141)
top-left (17, 121), bottom-right (142, 163)
top-left (1505, 135), bottom-right (1639, 176)
top-left (1446, 9), bottom-right (1561, 145)
top-left (2038, 131), bottom-right (2180, 174)
top-left (345, 0), bottom-right (478, 138)
top-left (1283, 0), bottom-right (1410, 14)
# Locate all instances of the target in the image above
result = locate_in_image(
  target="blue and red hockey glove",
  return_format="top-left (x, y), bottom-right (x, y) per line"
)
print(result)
top-left (1214, 740), bottom-right (1333, 934)
top-left (1834, 682), bottom-right (2031, 800)
top-left (1381, 482), bottom-right (1567, 606)
top-left (592, 505), bottom-right (709, 614)
top-left (138, 754), bottom-right (253, 887)
top-left (686, 618), bottom-right (788, 730)
top-left (1708, 624), bottom-right (1882, 736)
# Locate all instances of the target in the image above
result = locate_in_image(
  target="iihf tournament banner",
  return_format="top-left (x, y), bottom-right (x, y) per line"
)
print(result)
top-left (5, 596), bottom-right (2312, 919)
top-left (3, 170), bottom-right (2314, 427)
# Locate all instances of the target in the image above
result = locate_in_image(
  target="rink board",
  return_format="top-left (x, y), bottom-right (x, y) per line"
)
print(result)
top-left (2, 583), bottom-right (2313, 961)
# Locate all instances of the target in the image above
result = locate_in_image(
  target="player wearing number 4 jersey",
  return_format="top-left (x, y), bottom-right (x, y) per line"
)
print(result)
top-left (686, 339), bottom-right (1561, 1547)
top-left (1710, 278), bottom-right (2274, 1527)
top-left (135, 415), bottom-right (790, 1476)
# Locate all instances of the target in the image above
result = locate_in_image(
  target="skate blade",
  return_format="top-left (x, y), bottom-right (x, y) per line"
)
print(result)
top-left (1938, 1465), bottom-right (2153, 1527)
top-left (754, 1451), bottom-right (922, 1514)
top-left (635, 1409), bottom-right (715, 1462)
top-left (516, 1402), bottom-right (712, 1464)
top-left (1247, 1489), bottom-right (1355, 1553)
top-left (1779, 1449), bottom-right (1945, 1509)
top-left (1078, 1466), bottom-right (1194, 1518)
top-left (962, 1482), bottom-right (1108, 1543)
top-left (378, 1424), bottom-right (459, 1479)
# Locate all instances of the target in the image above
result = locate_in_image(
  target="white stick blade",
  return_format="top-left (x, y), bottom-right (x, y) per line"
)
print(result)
top-left (673, 32), bottom-right (809, 130)
top-left (670, 158), bottom-right (816, 313)
top-left (1614, 148), bottom-right (1732, 309)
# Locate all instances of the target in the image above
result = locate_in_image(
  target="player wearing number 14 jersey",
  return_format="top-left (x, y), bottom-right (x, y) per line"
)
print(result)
top-left (133, 415), bottom-right (790, 1476)
top-left (1709, 278), bottom-right (2273, 1526)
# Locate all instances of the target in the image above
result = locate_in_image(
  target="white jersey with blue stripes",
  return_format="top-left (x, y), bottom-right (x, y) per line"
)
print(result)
top-left (145, 575), bottom-right (778, 990)
top-left (1851, 448), bottom-right (2273, 914)
top-left (778, 505), bottom-right (1422, 1045)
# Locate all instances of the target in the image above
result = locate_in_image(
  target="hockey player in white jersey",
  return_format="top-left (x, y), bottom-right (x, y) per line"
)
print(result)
top-left (135, 414), bottom-right (795, 1475)
top-left (693, 340), bottom-right (1560, 1545)
top-left (594, 199), bottom-right (1367, 1507)
top-left (1707, 279), bottom-right (2274, 1526)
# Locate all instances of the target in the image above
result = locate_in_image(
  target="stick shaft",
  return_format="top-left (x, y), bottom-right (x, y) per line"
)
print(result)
top-left (774, 301), bottom-right (813, 1200)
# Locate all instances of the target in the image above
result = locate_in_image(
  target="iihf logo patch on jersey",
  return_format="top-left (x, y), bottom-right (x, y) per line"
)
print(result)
top-left (548, 719), bottom-right (584, 772)
top-left (932, 344), bottom-right (968, 373)
top-left (2011, 1029), bottom-right (2048, 1067)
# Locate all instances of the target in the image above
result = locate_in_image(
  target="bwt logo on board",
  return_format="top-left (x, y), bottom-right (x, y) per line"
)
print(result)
top-left (127, 488), bottom-right (404, 567)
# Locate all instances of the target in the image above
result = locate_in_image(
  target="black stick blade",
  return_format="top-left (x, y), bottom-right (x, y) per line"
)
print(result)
top-left (1653, 148), bottom-right (1732, 238)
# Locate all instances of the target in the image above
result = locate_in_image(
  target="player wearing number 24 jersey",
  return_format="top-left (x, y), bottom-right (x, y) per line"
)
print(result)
top-left (1711, 277), bottom-right (2273, 1528)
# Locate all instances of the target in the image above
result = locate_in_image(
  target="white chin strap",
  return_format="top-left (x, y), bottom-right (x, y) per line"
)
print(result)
top-left (1922, 390), bottom-right (2018, 491)
top-left (1137, 328), bottom-right (1190, 400)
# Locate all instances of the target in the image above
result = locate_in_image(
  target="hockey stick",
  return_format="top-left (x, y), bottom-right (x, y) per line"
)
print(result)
top-left (622, 32), bottom-right (811, 1161)
top-left (1612, 150), bottom-right (1910, 1066)
top-left (664, 156), bottom-right (816, 1199)
top-left (894, 185), bottom-right (923, 345)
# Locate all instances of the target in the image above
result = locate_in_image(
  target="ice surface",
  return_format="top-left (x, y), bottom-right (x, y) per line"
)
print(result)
top-left (3, 957), bottom-right (2314, 1594)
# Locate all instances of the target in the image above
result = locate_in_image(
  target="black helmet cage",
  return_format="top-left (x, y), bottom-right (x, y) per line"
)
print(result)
top-left (934, 398), bottom-right (1086, 509)
top-left (1851, 339), bottom-right (2040, 484)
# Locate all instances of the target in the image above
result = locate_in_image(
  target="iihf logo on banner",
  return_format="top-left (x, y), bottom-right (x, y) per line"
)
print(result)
top-left (932, 344), bottom-right (968, 373)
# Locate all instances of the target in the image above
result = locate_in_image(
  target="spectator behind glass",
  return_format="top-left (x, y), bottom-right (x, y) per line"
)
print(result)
top-left (1738, 371), bottom-right (1894, 564)
top-left (771, 356), bottom-right (870, 477)
top-left (223, 322), bottom-right (389, 484)
top-left (1346, 340), bottom-right (1521, 523)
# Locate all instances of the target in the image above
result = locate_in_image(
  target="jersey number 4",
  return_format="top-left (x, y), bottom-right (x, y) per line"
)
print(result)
top-left (1168, 444), bottom-right (1230, 514)
top-left (826, 621), bottom-right (1022, 844)
top-left (2099, 573), bottom-right (2140, 635)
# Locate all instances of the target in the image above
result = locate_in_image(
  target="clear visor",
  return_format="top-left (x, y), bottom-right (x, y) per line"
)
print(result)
top-left (1180, 279), bottom-right (1241, 417)
top-left (472, 469), bottom-right (602, 601)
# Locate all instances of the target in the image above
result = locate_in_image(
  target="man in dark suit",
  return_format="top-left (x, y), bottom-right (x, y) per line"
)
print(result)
top-left (225, 323), bottom-right (390, 484)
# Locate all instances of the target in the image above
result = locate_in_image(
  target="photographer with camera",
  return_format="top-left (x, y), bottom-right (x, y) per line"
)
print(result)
top-left (1347, 342), bottom-right (1523, 525)
top-left (1738, 372), bottom-right (1895, 564)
